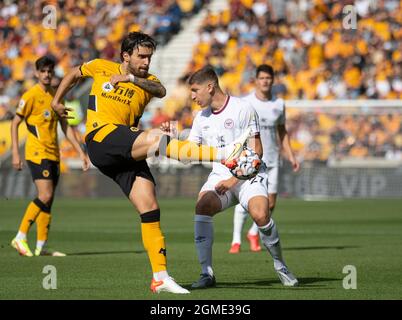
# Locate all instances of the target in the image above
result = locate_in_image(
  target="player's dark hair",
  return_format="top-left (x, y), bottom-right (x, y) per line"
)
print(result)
top-left (256, 64), bottom-right (274, 79)
top-left (120, 32), bottom-right (157, 61)
top-left (188, 66), bottom-right (219, 86)
top-left (35, 56), bottom-right (56, 71)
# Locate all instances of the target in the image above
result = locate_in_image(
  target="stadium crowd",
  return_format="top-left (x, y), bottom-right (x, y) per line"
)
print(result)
top-left (179, 0), bottom-right (402, 99)
top-left (0, 0), bottom-right (207, 122)
top-left (1, 0), bottom-right (401, 162)
top-left (162, 0), bottom-right (402, 162)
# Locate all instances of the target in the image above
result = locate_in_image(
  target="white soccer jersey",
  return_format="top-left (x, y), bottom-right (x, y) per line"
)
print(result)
top-left (188, 95), bottom-right (260, 177)
top-left (243, 92), bottom-right (285, 167)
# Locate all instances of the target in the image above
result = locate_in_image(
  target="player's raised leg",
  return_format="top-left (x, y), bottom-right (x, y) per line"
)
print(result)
top-left (129, 177), bottom-right (189, 294)
top-left (247, 195), bottom-right (298, 287)
top-left (130, 127), bottom-right (251, 164)
top-left (191, 191), bottom-right (222, 289)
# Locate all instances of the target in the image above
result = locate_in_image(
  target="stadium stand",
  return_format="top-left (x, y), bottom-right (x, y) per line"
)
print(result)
top-left (1, 0), bottom-right (401, 166)
top-left (0, 0), bottom-right (208, 120)
top-left (162, 0), bottom-right (402, 162)
top-left (178, 0), bottom-right (402, 100)
top-left (0, 0), bottom-right (208, 164)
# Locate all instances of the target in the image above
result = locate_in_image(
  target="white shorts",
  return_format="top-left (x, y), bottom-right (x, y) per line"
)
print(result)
top-left (199, 171), bottom-right (269, 211)
top-left (266, 166), bottom-right (279, 194)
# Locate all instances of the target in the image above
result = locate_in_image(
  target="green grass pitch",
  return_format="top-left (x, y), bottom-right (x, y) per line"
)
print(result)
top-left (1, 198), bottom-right (402, 300)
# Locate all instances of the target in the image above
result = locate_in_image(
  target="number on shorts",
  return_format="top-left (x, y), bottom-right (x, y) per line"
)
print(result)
top-left (250, 175), bottom-right (264, 184)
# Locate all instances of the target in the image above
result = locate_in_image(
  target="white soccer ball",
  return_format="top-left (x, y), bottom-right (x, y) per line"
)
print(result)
top-left (226, 147), bottom-right (262, 180)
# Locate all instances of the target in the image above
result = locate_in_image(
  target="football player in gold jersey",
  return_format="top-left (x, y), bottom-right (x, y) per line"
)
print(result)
top-left (11, 56), bottom-right (90, 257)
top-left (51, 32), bottom-right (250, 294)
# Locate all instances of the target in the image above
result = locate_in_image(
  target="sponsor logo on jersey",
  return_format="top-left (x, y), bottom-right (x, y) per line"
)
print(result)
top-left (102, 82), bottom-right (114, 92)
top-left (100, 85), bottom-right (134, 106)
top-left (217, 135), bottom-right (225, 148)
top-left (224, 118), bottom-right (234, 129)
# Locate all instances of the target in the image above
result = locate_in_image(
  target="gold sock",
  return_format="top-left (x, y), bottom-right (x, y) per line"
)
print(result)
top-left (141, 210), bottom-right (167, 273)
top-left (166, 139), bottom-right (218, 162)
top-left (36, 211), bottom-right (52, 243)
top-left (18, 200), bottom-right (42, 234)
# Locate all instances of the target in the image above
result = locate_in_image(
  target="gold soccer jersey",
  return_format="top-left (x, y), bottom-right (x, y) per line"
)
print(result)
top-left (80, 59), bottom-right (160, 138)
top-left (16, 84), bottom-right (59, 164)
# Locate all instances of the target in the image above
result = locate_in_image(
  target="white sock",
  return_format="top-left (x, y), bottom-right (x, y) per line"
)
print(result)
top-left (232, 204), bottom-right (248, 244)
top-left (36, 240), bottom-right (46, 250)
top-left (153, 270), bottom-right (169, 281)
top-left (248, 222), bottom-right (259, 236)
top-left (194, 214), bottom-right (214, 276)
top-left (258, 219), bottom-right (286, 270)
top-left (16, 231), bottom-right (27, 240)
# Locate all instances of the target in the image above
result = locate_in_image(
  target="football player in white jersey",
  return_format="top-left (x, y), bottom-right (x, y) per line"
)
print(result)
top-left (181, 66), bottom-right (298, 288)
top-left (229, 65), bottom-right (300, 270)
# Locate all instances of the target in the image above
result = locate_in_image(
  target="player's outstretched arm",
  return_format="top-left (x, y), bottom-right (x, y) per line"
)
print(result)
top-left (59, 118), bottom-right (90, 171)
top-left (51, 66), bottom-right (83, 119)
top-left (11, 114), bottom-right (23, 171)
top-left (278, 124), bottom-right (300, 172)
top-left (133, 76), bottom-right (166, 98)
top-left (110, 74), bottom-right (166, 98)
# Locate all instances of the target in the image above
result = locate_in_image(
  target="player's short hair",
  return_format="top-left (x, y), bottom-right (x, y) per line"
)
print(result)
top-left (120, 32), bottom-right (157, 61)
top-left (188, 66), bottom-right (219, 86)
top-left (256, 64), bottom-right (274, 79)
top-left (35, 56), bottom-right (56, 71)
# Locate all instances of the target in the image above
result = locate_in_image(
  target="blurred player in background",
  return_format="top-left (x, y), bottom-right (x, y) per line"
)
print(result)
top-left (176, 66), bottom-right (298, 289)
top-left (229, 64), bottom-right (300, 258)
top-left (10, 56), bottom-right (90, 257)
top-left (51, 32), bottom-right (248, 294)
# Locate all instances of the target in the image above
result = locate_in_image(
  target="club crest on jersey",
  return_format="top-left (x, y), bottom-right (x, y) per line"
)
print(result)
top-left (224, 118), bottom-right (234, 129)
top-left (42, 170), bottom-right (50, 178)
top-left (43, 110), bottom-right (51, 119)
top-left (17, 99), bottom-right (25, 112)
top-left (102, 82), bottom-right (113, 92)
